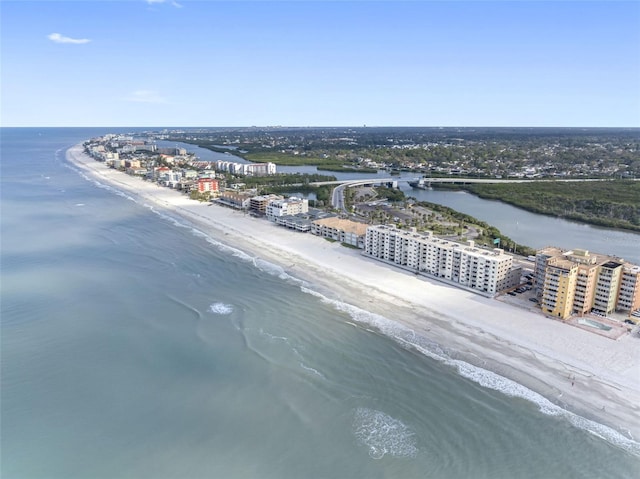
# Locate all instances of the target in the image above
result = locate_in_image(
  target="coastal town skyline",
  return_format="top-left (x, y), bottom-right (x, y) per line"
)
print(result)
top-left (82, 131), bottom-right (640, 324)
top-left (2, 1), bottom-right (639, 128)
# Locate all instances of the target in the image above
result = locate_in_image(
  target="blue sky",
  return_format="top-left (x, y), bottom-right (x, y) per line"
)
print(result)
top-left (1, 1), bottom-right (639, 127)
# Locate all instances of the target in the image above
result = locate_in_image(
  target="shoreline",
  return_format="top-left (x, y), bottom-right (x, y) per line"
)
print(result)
top-left (66, 144), bottom-right (640, 451)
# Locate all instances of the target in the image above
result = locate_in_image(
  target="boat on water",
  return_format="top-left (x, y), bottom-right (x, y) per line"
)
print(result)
top-left (408, 177), bottom-right (430, 189)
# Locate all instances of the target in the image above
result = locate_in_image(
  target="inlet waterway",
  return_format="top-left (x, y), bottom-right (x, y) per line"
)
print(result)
top-left (169, 141), bottom-right (640, 264)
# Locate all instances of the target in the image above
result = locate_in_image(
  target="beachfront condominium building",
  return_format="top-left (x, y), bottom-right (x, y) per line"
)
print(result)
top-left (266, 197), bottom-right (309, 221)
top-left (534, 247), bottom-right (640, 318)
top-left (618, 264), bottom-right (640, 313)
top-left (592, 261), bottom-right (624, 315)
top-left (311, 217), bottom-right (369, 248)
top-left (363, 225), bottom-right (519, 296)
top-left (573, 262), bottom-right (599, 316)
top-left (196, 178), bottom-right (220, 194)
top-left (218, 190), bottom-right (253, 210)
top-left (249, 194), bottom-right (283, 216)
top-left (540, 258), bottom-right (578, 319)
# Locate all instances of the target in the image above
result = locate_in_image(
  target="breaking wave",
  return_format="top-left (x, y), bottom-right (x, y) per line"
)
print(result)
top-left (208, 302), bottom-right (233, 315)
top-left (299, 286), bottom-right (640, 457)
top-left (353, 408), bottom-right (418, 459)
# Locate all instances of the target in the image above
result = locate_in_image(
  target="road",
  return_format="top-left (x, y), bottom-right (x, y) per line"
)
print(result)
top-left (332, 183), bottom-right (347, 213)
top-left (312, 177), bottom-right (623, 187)
top-left (319, 177), bottom-right (632, 209)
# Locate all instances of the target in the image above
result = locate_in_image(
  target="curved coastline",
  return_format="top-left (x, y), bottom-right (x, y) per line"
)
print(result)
top-left (66, 144), bottom-right (640, 453)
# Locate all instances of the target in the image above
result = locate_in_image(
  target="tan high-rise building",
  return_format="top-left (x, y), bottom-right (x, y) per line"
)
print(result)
top-left (618, 264), bottom-right (640, 313)
top-left (540, 258), bottom-right (577, 319)
top-left (572, 263), bottom-right (599, 315)
top-left (534, 247), bottom-right (640, 319)
top-left (592, 261), bottom-right (624, 315)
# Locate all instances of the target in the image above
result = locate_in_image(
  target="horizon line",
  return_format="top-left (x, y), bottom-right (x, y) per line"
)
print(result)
top-left (2, 125), bottom-right (640, 130)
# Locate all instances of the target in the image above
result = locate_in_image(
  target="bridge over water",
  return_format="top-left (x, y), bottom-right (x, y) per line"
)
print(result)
top-left (310, 177), bottom-right (613, 187)
top-left (316, 176), bottom-right (619, 212)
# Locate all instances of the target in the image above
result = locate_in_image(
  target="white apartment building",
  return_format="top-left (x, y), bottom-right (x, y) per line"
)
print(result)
top-left (215, 160), bottom-right (276, 176)
top-left (159, 171), bottom-right (182, 188)
top-left (244, 162), bottom-right (276, 176)
top-left (266, 197), bottom-right (309, 221)
top-left (364, 225), bottom-right (519, 296)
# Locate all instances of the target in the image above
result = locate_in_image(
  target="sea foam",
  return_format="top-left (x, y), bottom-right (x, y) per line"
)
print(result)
top-left (298, 285), bottom-right (640, 457)
top-left (208, 302), bottom-right (233, 315)
top-left (353, 408), bottom-right (418, 459)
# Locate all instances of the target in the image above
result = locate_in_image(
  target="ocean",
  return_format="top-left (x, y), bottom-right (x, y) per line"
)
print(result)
top-left (2, 127), bottom-right (639, 478)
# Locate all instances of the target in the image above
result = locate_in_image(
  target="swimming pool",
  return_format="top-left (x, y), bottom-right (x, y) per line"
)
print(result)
top-left (578, 318), bottom-right (612, 331)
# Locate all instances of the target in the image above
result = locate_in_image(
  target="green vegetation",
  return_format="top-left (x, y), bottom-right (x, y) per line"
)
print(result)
top-left (177, 140), bottom-right (232, 154)
top-left (317, 165), bottom-right (378, 173)
top-left (460, 180), bottom-right (640, 232)
top-left (240, 172), bottom-right (335, 187)
top-left (261, 184), bottom-right (332, 205)
top-left (189, 190), bottom-right (210, 202)
top-left (162, 128), bottom-right (640, 239)
top-left (413, 200), bottom-right (536, 256)
top-left (375, 186), bottom-right (405, 202)
top-left (173, 138), bottom-right (379, 171)
top-left (239, 173), bottom-right (334, 206)
top-left (244, 151), bottom-right (332, 166)
top-left (166, 127), bottom-right (640, 179)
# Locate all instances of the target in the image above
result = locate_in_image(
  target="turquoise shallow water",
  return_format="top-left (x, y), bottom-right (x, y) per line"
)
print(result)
top-left (2, 128), bottom-right (639, 478)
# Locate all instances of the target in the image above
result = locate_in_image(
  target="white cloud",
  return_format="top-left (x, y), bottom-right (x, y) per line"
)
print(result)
top-left (146, 0), bottom-right (183, 7)
top-left (47, 33), bottom-right (91, 44)
top-left (124, 90), bottom-right (168, 104)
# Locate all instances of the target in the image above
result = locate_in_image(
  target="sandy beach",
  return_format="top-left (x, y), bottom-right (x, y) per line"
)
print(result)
top-left (67, 144), bottom-right (640, 448)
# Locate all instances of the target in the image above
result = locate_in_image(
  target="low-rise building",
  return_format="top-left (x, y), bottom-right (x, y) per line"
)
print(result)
top-left (197, 178), bottom-right (219, 194)
top-left (250, 194), bottom-right (283, 216)
top-left (266, 197), bottom-right (309, 221)
top-left (311, 217), bottom-right (369, 248)
top-left (274, 215), bottom-right (313, 232)
top-left (217, 190), bottom-right (253, 210)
